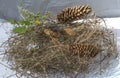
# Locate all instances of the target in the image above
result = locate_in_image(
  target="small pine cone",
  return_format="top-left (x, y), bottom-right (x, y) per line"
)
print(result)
top-left (57, 5), bottom-right (92, 24)
top-left (69, 44), bottom-right (100, 58)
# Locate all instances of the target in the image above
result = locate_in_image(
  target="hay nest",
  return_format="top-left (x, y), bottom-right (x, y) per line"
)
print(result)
top-left (3, 11), bottom-right (118, 78)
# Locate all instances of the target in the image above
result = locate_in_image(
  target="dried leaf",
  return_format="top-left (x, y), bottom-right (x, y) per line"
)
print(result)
top-left (44, 29), bottom-right (60, 38)
top-left (44, 29), bottom-right (52, 35)
top-left (64, 28), bottom-right (75, 36)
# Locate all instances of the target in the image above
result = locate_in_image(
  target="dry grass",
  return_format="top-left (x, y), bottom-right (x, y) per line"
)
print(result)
top-left (2, 15), bottom-right (118, 78)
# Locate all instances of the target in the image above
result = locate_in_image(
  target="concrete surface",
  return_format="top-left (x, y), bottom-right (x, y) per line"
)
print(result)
top-left (0, 0), bottom-right (120, 20)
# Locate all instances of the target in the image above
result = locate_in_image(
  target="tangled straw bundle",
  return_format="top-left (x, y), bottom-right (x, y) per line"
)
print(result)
top-left (2, 6), bottom-right (118, 78)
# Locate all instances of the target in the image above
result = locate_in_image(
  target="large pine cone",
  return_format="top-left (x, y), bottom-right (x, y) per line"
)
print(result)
top-left (69, 43), bottom-right (100, 58)
top-left (57, 5), bottom-right (92, 24)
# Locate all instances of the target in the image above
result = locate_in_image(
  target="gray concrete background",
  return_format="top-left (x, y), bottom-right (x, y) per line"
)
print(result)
top-left (0, 0), bottom-right (120, 20)
top-left (0, 0), bottom-right (20, 20)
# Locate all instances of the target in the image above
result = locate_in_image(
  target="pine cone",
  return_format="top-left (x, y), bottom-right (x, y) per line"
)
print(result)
top-left (69, 43), bottom-right (100, 58)
top-left (57, 5), bottom-right (92, 24)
